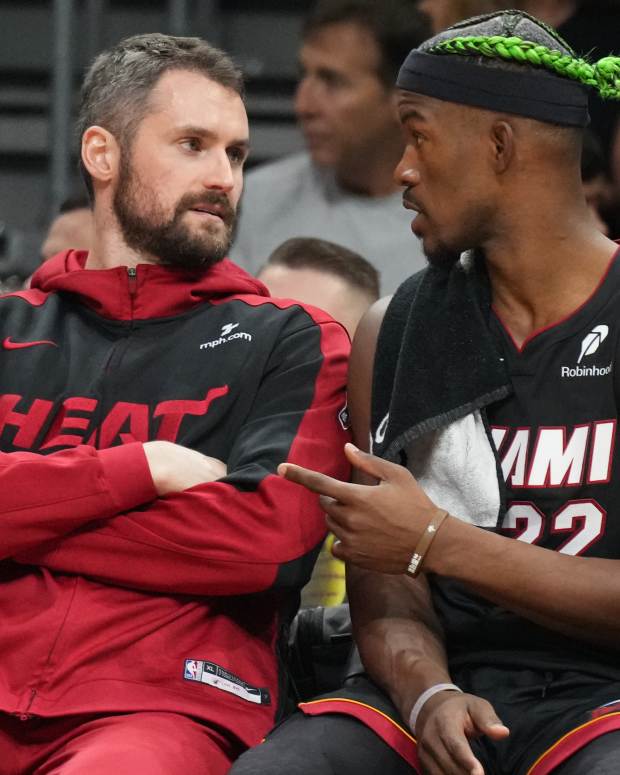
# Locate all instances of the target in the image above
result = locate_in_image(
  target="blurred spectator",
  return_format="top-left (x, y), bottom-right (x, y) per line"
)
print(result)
top-left (258, 236), bottom-right (379, 337)
top-left (417, 0), bottom-right (512, 32)
top-left (41, 195), bottom-right (94, 262)
top-left (231, 0), bottom-right (431, 294)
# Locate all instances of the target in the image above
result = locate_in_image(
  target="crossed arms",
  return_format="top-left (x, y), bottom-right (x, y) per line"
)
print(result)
top-left (2, 319), bottom-right (350, 597)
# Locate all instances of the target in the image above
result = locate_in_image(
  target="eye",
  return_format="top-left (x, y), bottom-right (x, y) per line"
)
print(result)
top-left (227, 146), bottom-right (247, 165)
top-left (180, 137), bottom-right (202, 153)
top-left (322, 71), bottom-right (346, 89)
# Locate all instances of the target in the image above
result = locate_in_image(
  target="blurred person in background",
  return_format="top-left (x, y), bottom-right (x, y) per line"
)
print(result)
top-left (417, 0), bottom-right (512, 32)
top-left (231, 0), bottom-right (430, 294)
top-left (40, 194), bottom-right (94, 262)
top-left (258, 236), bottom-right (379, 339)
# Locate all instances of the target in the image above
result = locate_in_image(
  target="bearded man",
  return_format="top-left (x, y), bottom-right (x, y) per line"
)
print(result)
top-left (0, 33), bottom-right (349, 775)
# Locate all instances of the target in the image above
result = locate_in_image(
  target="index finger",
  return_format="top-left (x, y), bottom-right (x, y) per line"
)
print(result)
top-left (278, 462), bottom-right (353, 501)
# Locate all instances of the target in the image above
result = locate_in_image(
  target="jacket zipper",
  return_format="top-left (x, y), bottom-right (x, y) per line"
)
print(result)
top-left (101, 267), bottom-right (137, 376)
top-left (127, 266), bottom-right (137, 307)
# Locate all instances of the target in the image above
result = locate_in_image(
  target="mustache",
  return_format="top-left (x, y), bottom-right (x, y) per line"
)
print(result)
top-left (176, 192), bottom-right (236, 226)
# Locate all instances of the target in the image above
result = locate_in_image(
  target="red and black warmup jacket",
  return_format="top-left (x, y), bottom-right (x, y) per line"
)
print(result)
top-left (0, 250), bottom-right (350, 750)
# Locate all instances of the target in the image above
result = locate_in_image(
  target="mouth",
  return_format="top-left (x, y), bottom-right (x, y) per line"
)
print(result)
top-left (301, 127), bottom-right (329, 147)
top-left (402, 197), bottom-right (422, 215)
top-left (403, 198), bottom-right (427, 236)
top-left (190, 204), bottom-right (225, 221)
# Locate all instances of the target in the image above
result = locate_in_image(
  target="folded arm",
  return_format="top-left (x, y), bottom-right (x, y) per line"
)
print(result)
top-left (17, 319), bottom-right (351, 596)
top-left (0, 442), bottom-right (155, 559)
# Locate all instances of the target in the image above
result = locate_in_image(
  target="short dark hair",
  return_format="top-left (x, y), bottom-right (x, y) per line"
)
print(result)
top-left (77, 33), bottom-right (244, 200)
top-left (265, 237), bottom-right (380, 300)
top-left (303, 0), bottom-right (431, 87)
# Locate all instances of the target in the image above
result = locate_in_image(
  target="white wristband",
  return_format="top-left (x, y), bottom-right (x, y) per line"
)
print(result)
top-left (409, 683), bottom-right (463, 735)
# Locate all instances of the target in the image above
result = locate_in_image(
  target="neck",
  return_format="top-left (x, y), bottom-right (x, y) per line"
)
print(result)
top-left (483, 200), bottom-right (616, 347)
top-left (334, 133), bottom-right (403, 197)
top-left (85, 204), bottom-right (158, 270)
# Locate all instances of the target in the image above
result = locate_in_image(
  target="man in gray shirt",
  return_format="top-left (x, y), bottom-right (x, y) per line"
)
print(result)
top-left (230, 0), bottom-right (430, 294)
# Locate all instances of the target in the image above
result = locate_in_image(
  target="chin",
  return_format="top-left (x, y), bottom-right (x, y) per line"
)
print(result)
top-left (307, 146), bottom-right (337, 168)
top-left (423, 238), bottom-right (461, 269)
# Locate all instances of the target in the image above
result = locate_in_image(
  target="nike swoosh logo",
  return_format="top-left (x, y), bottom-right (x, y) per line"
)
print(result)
top-left (3, 337), bottom-right (58, 350)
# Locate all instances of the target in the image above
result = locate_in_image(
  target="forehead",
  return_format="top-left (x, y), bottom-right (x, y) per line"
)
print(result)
top-left (301, 21), bottom-right (381, 78)
top-left (397, 90), bottom-right (443, 120)
top-left (396, 89), bottom-right (478, 127)
top-left (145, 68), bottom-right (249, 138)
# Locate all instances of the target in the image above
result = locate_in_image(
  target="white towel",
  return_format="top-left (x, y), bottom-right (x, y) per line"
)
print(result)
top-left (406, 411), bottom-right (500, 527)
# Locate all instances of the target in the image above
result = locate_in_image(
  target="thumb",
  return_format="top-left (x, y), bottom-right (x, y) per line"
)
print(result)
top-left (344, 443), bottom-right (399, 482)
top-left (469, 703), bottom-right (510, 739)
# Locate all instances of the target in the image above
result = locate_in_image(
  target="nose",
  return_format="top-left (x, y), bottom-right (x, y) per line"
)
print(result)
top-left (394, 147), bottom-right (421, 187)
top-left (295, 76), bottom-right (320, 120)
top-left (203, 148), bottom-right (235, 192)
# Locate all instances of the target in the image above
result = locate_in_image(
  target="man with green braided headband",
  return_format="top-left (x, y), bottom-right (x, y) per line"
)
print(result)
top-left (230, 10), bottom-right (620, 775)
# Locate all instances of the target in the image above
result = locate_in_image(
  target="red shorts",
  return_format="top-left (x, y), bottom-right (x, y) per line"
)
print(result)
top-left (0, 710), bottom-right (237, 775)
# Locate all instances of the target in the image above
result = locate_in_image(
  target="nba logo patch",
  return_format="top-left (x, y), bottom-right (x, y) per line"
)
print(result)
top-left (184, 659), bottom-right (203, 681)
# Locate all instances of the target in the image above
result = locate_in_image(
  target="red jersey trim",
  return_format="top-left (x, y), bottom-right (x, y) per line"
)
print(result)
top-left (1, 289), bottom-right (50, 307)
top-left (299, 698), bottom-right (420, 772)
top-left (527, 711), bottom-right (620, 775)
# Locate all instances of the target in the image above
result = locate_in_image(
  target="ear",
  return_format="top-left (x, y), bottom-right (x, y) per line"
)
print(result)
top-left (489, 120), bottom-right (514, 174)
top-left (81, 125), bottom-right (120, 187)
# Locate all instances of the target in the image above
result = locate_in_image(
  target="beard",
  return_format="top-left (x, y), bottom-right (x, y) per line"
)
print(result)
top-left (113, 153), bottom-right (236, 271)
top-left (424, 242), bottom-right (462, 269)
top-left (421, 205), bottom-right (494, 271)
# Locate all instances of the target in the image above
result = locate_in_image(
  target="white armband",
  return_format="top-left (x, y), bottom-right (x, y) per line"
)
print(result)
top-left (409, 683), bottom-right (463, 735)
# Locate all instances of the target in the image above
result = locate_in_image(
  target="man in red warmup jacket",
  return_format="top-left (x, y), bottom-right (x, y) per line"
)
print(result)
top-left (0, 33), bottom-right (350, 775)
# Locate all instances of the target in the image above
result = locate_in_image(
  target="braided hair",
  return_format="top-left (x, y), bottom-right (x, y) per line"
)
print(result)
top-left (423, 10), bottom-right (620, 100)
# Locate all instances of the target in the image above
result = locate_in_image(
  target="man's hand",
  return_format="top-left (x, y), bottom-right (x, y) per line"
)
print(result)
top-left (278, 442), bottom-right (444, 574)
top-left (415, 691), bottom-right (509, 775)
top-left (143, 441), bottom-right (227, 496)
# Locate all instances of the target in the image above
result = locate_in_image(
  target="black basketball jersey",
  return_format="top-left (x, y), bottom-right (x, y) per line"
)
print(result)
top-left (433, 252), bottom-right (620, 678)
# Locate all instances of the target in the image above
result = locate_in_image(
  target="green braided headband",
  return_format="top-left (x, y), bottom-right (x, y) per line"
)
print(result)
top-left (428, 35), bottom-right (620, 100)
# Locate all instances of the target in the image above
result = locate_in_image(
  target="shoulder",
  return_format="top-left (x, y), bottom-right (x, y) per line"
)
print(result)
top-left (225, 292), bottom-right (349, 340)
top-left (352, 296), bottom-right (391, 363)
top-left (347, 297), bottom-right (391, 449)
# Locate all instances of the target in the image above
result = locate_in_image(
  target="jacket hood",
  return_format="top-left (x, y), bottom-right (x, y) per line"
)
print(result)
top-left (31, 250), bottom-right (269, 321)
